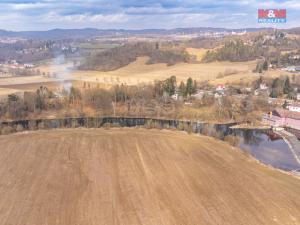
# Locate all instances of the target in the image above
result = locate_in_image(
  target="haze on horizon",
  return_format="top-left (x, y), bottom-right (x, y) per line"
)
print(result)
top-left (0, 0), bottom-right (299, 31)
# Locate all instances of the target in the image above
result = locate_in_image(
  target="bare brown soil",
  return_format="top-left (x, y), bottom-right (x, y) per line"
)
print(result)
top-left (0, 128), bottom-right (300, 225)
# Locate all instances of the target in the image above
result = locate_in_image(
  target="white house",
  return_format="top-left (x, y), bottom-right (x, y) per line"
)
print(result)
top-left (254, 88), bottom-right (270, 96)
top-left (282, 66), bottom-right (296, 72)
top-left (24, 64), bottom-right (34, 68)
top-left (214, 92), bottom-right (224, 98)
top-left (171, 93), bottom-right (179, 101)
top-left (191, 90), bottom-right (204, 100)
top-left (243, 87), bottom-right (252, 93)
top-left (287, 102), bottom-right (300, 112)
top-left (259, 83), bottom-right (268, 90)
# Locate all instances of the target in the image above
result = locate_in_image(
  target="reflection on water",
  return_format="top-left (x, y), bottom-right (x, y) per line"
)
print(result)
top-left (232, 129), bottom-right (300, 172)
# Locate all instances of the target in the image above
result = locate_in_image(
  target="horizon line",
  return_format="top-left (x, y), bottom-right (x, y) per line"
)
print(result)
top-left (1, 26), bottom-right (299, 33)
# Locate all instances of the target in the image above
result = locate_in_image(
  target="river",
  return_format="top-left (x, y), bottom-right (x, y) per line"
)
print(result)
top-left (232, 129), bottom-right (300, 172)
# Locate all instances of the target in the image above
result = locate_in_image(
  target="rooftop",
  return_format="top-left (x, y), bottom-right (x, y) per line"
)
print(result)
top-left (273, 108), bottom-right (300, 120)
top-left (288, 102), bottom-right (300, 108)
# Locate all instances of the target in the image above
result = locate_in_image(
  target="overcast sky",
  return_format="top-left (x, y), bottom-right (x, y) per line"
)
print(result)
top-left (0, 0), bottom-right (299, 31)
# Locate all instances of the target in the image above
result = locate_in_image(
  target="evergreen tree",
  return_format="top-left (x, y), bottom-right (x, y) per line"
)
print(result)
top-left (282, 100), bottom-right (288, 109)
top-left (163, 76), bottom-right (177, 96)
top-left (270, 89), bottom-right (278, 98)
top-left (193, 80), bottom-right (198, 92)
top-left (154, 80), bottom-right (164, 97)
top-left (262, 60), bottom-right (268, 71)
top-left (186, 77), bottom-right (195, 96)
top-left (270, 78), bottom-right (284, 97)
top-left (179, 81), bottom-right (186, 97)
top-left (283, 77), bottom-right (292, 95)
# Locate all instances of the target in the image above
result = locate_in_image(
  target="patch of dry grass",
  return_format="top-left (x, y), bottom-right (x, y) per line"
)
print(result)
top-left (1, 57), bottom-right (295, 93)
top-left (70, 57), bottom-right (257, 85)
top-left (186, 48), bottom-right (208, 61)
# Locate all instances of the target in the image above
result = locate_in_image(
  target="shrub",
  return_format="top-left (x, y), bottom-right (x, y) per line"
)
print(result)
top-left (224, 135), bottom-right (241, 146)
top-left (16, 124), bottom-right (24, 132)
top-left (28, 120), bottom-right (37, 130)
top-left (38, 122), bottom-right (45, 130)
top-left (1, 126), bottom-right (14, 135)
top-left (144, 120), bottom-right (153, 129)
top-left (183, 123), bottom-right (193, 133)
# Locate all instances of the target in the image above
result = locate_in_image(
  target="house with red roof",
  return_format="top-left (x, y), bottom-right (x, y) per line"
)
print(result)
top-left (263, 108), bottom-right (300, 129)
top-left (216, 84), bottom-right (226, 92)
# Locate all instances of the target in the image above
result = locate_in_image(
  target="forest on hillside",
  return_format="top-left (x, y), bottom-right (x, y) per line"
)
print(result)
top-left (78, 42), bottom-right (193, 71)
top-left (202, 39), bottom-right (264, 62)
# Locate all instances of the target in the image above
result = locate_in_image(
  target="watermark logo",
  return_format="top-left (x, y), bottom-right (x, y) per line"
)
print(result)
top-left (258, 9), bottom-right (286, 23)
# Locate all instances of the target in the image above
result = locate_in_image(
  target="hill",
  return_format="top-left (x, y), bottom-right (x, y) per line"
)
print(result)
top-left (78, 42), bottom-right (192, 71)
top-left (0, 27), bottom-right (270, 39)
top-left (0, 128), bottom-right (299, 225)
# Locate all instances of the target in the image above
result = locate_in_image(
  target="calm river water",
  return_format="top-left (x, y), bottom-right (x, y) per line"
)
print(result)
top-left (232, 129), bottom-right (300, 172)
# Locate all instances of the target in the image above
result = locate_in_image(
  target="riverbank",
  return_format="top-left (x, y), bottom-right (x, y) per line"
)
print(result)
top-left (1, 116), bottom-right (299, 174)
top-left (0, 116), bottom-right (234, 136)
top-left (230, 123), bottom-right (271, 130)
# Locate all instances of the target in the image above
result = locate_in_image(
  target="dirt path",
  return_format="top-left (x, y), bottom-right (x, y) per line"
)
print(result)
top-left (0, 128), bottom-right (300, 225)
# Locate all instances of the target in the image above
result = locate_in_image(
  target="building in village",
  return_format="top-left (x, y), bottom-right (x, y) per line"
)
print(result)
top-left (259, 82), bottom-right (268, 90)
top-left (191, 90), bottom-right (205, 100)
top-left (282, 66), bottom-right (300, 72)
top-left (268, 98), bottom-right (286, 106)
top-left (171, 93), bottom-right (179, 101)
top-left (24, 64), bottom-right (34, 69)
top-left (216, 84), bottom-right (226, 92)
top-left (254, 82), bottom-right (269, 96)
top-left (254, 88), bottom-right (270, 97)
top-left (263, 108), bottom-right (300, 129)
top-left (287, 102), bottom-right (300, 112)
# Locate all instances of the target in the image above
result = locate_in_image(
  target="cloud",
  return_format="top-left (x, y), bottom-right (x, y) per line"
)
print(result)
top-left (10, 2), bottom-right (47, 10)
top-left (43, 12), bottom-right (127, 23)
top-left (0, 0), bottom-right (298, 30)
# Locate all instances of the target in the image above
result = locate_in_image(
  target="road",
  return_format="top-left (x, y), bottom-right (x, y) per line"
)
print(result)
top-left (276, 130), bottom-right (300, 174)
